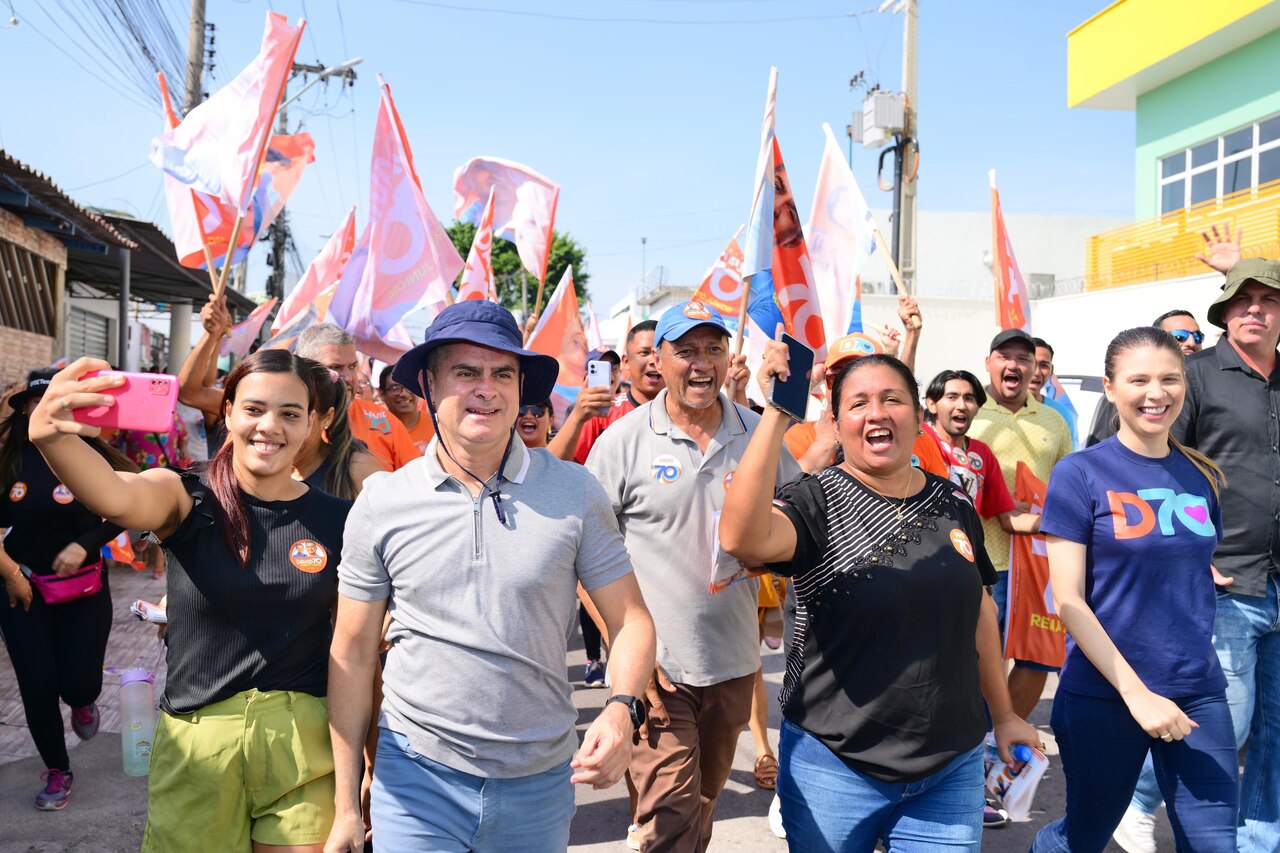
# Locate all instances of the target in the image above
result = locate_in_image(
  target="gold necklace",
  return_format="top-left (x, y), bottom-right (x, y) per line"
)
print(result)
top-left (845, 466), bottom-right (915, 524)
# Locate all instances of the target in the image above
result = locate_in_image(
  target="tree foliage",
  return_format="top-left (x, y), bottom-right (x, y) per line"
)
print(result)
top-left (446, 221), bottom-right (590, 314)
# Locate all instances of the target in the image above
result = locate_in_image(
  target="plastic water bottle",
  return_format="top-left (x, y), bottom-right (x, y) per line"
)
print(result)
top-left (985, 743), bottom-right (1050, 822)
top-left (119, 669), bottom-right (157, 777)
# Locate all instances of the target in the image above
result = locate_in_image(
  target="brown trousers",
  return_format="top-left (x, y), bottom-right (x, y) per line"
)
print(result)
top-left (629, 672), bottom-right (756, 852)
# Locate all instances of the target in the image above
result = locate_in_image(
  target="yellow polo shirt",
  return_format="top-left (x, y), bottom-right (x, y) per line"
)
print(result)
top-left (968, 395), bottom-right (1073, 572)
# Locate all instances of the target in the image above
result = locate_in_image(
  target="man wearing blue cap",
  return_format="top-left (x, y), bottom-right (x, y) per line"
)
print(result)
top-left (586, 300), bottom-right (800, 852)
top-left (326, 300), bottom-right (656, 852)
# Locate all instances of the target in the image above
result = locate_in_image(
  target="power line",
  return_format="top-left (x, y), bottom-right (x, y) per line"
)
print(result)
top-left (68, 161), bottom-right (152, 190)
top-left (388, 0), bottom-right (849, 25)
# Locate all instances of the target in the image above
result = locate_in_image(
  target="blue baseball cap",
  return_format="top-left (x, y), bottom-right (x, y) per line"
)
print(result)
top-left (655, 300), bottom-right (729, 346)
top-left (391, 301), bottom-right (560, 405)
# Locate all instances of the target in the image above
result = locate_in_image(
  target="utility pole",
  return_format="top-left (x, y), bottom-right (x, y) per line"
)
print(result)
top-left (183, 0), bottom-right (206, 114)
top-left (896, 0), bottom-right (918, 291)
top-left (169, 0), bottom-right (206, 372)
top-left (267, 59), bottom-right (361, 304)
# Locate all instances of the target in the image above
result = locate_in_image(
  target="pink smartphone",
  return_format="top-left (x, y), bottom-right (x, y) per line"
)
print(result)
top-left (72, 370), bottom-right (179, 434)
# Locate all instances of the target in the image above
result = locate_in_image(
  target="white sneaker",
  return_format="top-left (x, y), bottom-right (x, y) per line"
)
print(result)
top-left (768, 793), bottom-right (786, 839)
top-left (625, 823), bottom-right (640, 851)
top-left (1112, 805), bottom-right (1157, 853)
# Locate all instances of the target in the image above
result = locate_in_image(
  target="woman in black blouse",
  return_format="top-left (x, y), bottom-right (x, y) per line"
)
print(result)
top-left (28, 351), bottom-right (351, 852)
top-left (720, 341), bottom-right (1039, 851)
top-left (0, 368), bottom-right (138, 811)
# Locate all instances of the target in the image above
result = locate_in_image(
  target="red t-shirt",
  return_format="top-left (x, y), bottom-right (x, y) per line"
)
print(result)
top-left (924, 424), bottom-right (1015, 519)
top-left (573, 392), bottom-right (640, 464)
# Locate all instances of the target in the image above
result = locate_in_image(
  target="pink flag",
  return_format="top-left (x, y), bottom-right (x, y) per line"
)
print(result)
top-left (583, 302), bottom-right (604, 351)
top-left (329, 76), bottom-right (464, 340)
top-left (990, 170), bottom-right (1032, 332)
top-left (809, 123), bottom-right (875, 339)
top-left (454, 157), bottom-right (560, 283)
top-left (249, 132), bottom-right (316, 240)
top-left (221, 297), bottom-right (278, 358)
top-left (742, 67), bottom-right (778, 279)
top-left (262, 303), bottom-right (319, 352)
top-left (150, 12), bottom-right (304, 214)
top-left (273, 207), bottom-right (356, 333)
top-left (457, 188), bottom-right (496, 302)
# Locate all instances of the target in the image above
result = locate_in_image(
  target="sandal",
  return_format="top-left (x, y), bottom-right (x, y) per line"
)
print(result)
top-left (754, 754), bottom-right (779, 789)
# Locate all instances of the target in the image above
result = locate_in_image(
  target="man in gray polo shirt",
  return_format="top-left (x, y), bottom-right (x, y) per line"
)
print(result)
top-left (326, 301), bottom-right (656, 853)
top-left (587, 300), bottom-right (800, 852)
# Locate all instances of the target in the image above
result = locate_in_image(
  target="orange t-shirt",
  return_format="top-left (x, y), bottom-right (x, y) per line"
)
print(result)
top-left (350, 398), bottom-right (422, 471)
top-left (783, 420), bottom-right (948, 477)
top-left (402, 403), bottom-right (436, 454)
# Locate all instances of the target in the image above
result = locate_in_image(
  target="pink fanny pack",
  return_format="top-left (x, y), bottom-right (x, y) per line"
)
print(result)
top-left (23, 562), bottom-right (104, 605)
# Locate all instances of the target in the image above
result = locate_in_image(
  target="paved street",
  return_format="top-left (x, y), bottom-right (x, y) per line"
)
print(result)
top-left (0, 564), bottom-right (1179, 851)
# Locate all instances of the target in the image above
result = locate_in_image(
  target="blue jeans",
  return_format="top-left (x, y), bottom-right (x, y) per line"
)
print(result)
top-left (777, 718), bottom-right (984, 852)
top-left (1033, 691), bottom-right (1237, 853)
top-left (1129, 575), bottom-right (1280, 852)
top-left (371, 727), bottom-right (575, 852)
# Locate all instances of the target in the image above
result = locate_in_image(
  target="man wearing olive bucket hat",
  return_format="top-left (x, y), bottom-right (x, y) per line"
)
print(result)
top-left (325, 300), bottom-right (655, 852)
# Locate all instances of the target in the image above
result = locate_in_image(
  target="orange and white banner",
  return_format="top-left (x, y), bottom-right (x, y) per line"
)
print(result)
top-left (527, 266), bottom-right (587, 424)
top-left (1004, 462), bottom-right (1065, 668)
top-left (990, 169), bottom-right (1031, 332)
top-left (692, 227), bottom-right (746, 318)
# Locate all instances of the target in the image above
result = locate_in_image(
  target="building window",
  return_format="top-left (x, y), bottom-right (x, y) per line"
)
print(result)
top-left (1159, 114), bottom-right (1280, 214)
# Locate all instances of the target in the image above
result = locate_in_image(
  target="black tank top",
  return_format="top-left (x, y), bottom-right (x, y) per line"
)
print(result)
top-left (159, 470), bottom-right (351, 714)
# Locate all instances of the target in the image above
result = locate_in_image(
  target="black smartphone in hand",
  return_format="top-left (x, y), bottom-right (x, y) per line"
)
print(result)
top-left (767, 333), bottom-right (815, 421)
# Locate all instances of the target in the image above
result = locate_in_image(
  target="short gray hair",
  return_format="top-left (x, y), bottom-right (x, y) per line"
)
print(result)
top-left (296, 323), bottom-right (356, 360)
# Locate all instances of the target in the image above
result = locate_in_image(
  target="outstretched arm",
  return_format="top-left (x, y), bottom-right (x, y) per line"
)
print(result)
top-left (28, 359), bottom-right (192, 535)
top-left (719, 330), bottom-right (800, 565)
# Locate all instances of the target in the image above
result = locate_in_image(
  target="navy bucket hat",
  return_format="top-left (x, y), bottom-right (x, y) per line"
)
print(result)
top-left (391, 301), bottom-right (559, 405)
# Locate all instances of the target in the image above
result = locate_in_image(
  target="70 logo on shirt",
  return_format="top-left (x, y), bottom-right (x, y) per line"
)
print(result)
top-left (651, 455), bottom-right (682, 484)
top-left (1107, 489), bottom-right (1215, 540)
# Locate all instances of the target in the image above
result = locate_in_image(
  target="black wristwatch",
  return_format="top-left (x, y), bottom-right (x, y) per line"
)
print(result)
top-left (604, 694), bottom-right (646, 730)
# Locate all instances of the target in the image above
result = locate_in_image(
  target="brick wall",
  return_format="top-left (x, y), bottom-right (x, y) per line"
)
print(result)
top-left (0, 326), bottom-right (54, 387)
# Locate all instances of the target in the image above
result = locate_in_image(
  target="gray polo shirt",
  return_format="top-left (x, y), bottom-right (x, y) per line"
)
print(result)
top-left (338, 435), bottom-right (633, 778)
top-left (586, 390), bottom-right (800, 687)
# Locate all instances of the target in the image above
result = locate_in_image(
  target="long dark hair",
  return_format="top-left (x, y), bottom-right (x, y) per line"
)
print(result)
top-left (207, 349), bottom-right (318, 568)
top-left (306, 360), bottom-right (359, 500)
top-left (1103, 326), bottom-right (1226, 497)
top-left (0, 408), bottom-right (138, 486)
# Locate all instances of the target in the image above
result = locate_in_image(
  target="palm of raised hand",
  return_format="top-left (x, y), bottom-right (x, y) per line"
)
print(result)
top-left (1196, 222), bottom-right (1242, 274)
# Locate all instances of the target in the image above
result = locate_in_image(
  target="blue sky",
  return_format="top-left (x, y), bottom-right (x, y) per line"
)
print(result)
top-left (0, 0), bottom-right (1134, 315)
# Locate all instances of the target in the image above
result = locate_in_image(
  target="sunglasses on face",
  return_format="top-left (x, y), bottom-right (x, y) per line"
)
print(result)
top-left (519, 404), bottom-right (549, 417)
top-left (1168, 329), bottom-right (1205, 345)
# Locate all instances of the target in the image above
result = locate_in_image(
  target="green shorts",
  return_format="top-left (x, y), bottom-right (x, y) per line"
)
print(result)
top-left (142, 689), bottom-right (335, 852)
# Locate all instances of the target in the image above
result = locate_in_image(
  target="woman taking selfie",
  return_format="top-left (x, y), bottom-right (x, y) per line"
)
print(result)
top-left (720, 339), bottom-right (1038, 851)
top-left (0, 368), bottom-right (137, 810)
top-left (28, 351), bottom-right (351, 851)
top-left (1031, 327), bottom-right (1237, 852)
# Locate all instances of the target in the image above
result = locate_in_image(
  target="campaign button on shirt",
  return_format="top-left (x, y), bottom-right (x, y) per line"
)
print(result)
top-left (651, 454), bottom-right (682, 484)
top-left (52, 484), bottom-right (74, 505)
top-left (9, 481), bottom-right (26, 502)
top-left (288, 539), bottom-right (328, 573)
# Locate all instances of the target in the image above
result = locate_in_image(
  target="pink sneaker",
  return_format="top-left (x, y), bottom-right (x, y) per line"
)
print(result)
top-left (35, 769), bottom-right (72, 811)
top-left (71, 704), bottom-right (99, 741)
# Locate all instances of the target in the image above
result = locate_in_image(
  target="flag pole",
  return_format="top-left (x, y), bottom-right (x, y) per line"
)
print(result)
top-left (727, 274), bottom-right (753, 399)
top-left (871, 228), bottom-right (920, 329)
top-left (213, 213), bottom-right (245, 301)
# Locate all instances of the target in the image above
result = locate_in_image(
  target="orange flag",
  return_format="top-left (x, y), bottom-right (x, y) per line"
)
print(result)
top-left (526, 266), bottom-right (587, 425)
top-left (990, 169), bottom-right (1031, 332)
top-left (1004, 462), bottom-right (1066, 668)
top-left (457, 188), bottom-right (497, 301)
top-left (692, 227), bottom-right (746, 317)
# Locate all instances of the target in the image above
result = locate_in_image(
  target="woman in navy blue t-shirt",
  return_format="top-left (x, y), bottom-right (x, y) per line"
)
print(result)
top-left (1032, 326), bottom-right (1238, 853)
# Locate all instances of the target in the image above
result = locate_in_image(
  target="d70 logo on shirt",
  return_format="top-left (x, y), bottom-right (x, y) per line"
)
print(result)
top-left (1107, 490), bottom-right (1215, 540)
